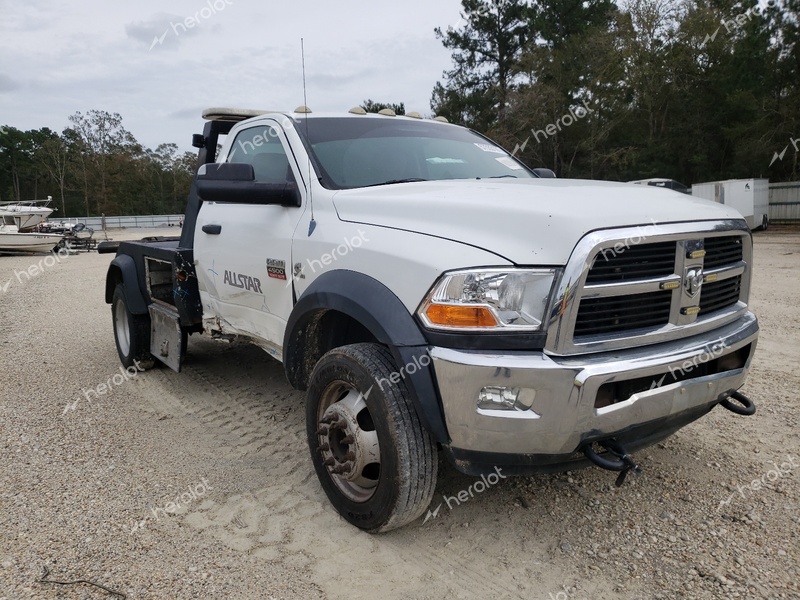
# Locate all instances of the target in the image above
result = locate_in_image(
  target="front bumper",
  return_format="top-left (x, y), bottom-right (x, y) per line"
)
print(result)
top-left (431, 312), bottom-right (758, 473)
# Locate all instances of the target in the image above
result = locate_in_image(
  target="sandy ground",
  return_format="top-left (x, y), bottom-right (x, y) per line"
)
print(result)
top-left (0, 228), bottom-right (798, 600)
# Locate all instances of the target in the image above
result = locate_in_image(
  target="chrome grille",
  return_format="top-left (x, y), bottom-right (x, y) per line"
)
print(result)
top-left (699, 275), bottom-right (742, 315)
top-left (546, 221), bottom-right (752, 355)
top-left (575, 290), bottom-right (672, 336)
top-left (586, 241), bottom-right (676, 283)
top-left (703, 236), bottom-right (743, 269)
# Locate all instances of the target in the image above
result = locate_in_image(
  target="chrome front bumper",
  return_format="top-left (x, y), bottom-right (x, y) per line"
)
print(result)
top-left (431, 312), bottom-right (758, 457)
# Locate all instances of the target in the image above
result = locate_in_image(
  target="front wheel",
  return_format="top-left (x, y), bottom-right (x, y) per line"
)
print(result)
top-left (306, 343), bottom-right (437, 532)
top-left (111, 284), bottom-right (155, 370)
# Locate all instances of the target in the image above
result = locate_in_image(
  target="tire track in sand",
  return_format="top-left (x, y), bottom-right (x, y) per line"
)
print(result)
top-left (133, 339), bottom-right (532, 599)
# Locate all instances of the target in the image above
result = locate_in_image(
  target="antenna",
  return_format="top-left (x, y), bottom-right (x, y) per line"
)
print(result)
top-left (301, 38), bottom-right (316, 236)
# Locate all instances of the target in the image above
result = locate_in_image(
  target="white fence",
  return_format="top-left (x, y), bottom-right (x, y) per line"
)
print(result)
top-left (769, 182), bottom-right (800, 222)
top-left (56, 214), bottom-right (184, 229)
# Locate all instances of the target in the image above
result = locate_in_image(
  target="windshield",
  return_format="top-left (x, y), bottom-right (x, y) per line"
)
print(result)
top-left (295, 117), bottom-right (534, 189)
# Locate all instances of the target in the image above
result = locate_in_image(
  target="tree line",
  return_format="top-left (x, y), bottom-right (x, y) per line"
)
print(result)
top-left (0, 110), bottom-right (196, 218)
top-left (432, 0), bottom-right (800, 183)
top-left (0, 102), bottom-right (403, 218)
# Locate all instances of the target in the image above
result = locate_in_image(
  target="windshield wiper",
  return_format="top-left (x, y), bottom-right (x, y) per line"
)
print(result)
top-left (365, 178), bottom-right (429, 187)
top-left (488, 174), bottom-right (518, 179)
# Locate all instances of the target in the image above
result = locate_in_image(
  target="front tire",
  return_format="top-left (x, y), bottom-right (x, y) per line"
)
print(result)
top-left (111, 284), bottom-right (155, 370)
top-left (306, 343), bottom-right (437, 532)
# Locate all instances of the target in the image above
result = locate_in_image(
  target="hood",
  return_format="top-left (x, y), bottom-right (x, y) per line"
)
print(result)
top-left (331, 178), bottom-right (745, 265)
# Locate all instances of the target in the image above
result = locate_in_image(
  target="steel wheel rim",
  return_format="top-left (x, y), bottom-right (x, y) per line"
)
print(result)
top-left (316, 381), bottom-right (381, 503)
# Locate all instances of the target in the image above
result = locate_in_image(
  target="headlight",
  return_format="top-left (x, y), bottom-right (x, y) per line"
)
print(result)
top-left (418, 268), bottom-right (559, 331)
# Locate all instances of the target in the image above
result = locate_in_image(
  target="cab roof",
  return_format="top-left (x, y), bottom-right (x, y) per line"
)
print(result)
top-left (201, 106), bottom-right (450, 124)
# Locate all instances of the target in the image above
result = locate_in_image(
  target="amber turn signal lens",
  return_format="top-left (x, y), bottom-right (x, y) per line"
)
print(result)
top-left (425, 304), bottom-right (498, 328)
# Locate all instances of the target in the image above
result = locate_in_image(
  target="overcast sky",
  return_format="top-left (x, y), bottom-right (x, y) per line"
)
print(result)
top-left (0, 0), bottom-right (463, 151)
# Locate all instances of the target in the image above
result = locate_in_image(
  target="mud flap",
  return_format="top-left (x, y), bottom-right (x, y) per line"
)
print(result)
top-left (149, 303), bottom-right (184, 372)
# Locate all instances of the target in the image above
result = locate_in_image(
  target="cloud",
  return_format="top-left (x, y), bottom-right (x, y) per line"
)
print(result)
top-left (168, 106), bottom-right (203, 120)
top-left (125, 13), bottom-right (196, 50)
top-left (0, 74), bottom-right (20, 93)
top-left (1, 0), bottom-right (458, 151)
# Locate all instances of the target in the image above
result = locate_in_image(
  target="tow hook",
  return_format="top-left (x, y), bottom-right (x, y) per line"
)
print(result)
top-left (719, 390), bottom-right (756, 416)
top-left (582, 439), bottom-right (642, 487)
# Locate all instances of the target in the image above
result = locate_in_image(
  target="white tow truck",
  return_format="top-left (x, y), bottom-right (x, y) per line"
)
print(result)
top-left (101, 106), bottom-right (759, 532)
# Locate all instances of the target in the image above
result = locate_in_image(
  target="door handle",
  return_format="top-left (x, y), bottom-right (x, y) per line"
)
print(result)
top-left (202, 224), bottom-right (222, 235)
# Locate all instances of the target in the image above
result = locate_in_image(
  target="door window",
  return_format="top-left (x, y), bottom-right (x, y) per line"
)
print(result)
top-left (227, 125), bottom-right (294, 184)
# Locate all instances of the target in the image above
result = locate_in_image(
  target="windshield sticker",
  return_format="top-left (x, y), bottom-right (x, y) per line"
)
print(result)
top-left (426, 157), bottom-right (466, 164)
top-left (266, 258), bottom-right (287, 280)
top-left (496, 156), bottom-right (524, 170)
top-left (474, 143), bottom-right (506, 154)
top-left (224, 270), bottom-right (263, 293)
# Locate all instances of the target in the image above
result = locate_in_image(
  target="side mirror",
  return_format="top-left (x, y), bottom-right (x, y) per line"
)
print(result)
top-left (532, 168), bottom-right (557, 178)
top-left (195, 163), bottom-right (301, 207)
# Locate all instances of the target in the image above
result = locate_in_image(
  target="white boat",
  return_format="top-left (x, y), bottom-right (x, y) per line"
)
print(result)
top-left (0, 216), bottom-right (63, 253)
top-left (0, 197), bottom-right (55, 231)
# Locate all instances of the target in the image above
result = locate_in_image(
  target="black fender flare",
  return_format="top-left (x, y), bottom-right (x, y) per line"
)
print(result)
top-left (105, 254), bottom-right (148, 315)
top-left (284, 270), bottom-right (449, 443)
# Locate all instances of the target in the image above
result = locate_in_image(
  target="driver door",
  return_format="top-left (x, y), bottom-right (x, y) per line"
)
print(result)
top-left (194, 120), bottom-right (307, 357)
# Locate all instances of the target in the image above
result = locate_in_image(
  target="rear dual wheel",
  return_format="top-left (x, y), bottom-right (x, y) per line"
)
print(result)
top-left (111, 284), bottom-right (156, 370)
